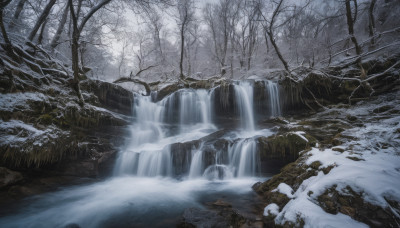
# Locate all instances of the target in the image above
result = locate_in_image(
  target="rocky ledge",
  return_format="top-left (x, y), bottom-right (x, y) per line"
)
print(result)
top-left (254, 91), bottom-right (400, 227)
top-left (0, 50), bottom-right (133, 203)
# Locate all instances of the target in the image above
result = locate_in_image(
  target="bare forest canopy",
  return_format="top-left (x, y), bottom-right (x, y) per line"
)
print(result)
top-left (1, 0), bottom-right (400, 84)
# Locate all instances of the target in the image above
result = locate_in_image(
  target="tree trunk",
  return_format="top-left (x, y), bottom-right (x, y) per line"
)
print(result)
top-left (368, 0), bottom-right (377, 45)
top-left (268, 0), bottom-right (289, 72)
top-left (9, 0), bottom-right (27, 29)
top-left (0, 9), bottom-right (11, 49)
top-left (69, 0), bottom-right (83, 105)
top-left (268, 31), bottom-right (289, 72)
top-left (28, 0), bottom-right (57, 41)
top-left (50, 3), bottom-right (69, 49)
top-left (0, 0), bottom-right (13, 51)
top-left (37, 19), bottom-right (48, 45)
top-left (179, 20), bottom-right (185, 80)
top-left (345, 0), bottom-right (366, 78)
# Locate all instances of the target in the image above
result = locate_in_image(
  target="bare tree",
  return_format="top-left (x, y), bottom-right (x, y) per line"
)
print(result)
top-left (368, 0), bottom-right (377, 45)
top-left (0, 0), bottom-right (13, 51)
top-left (177, 0), bottom-right (195, 80)
top-left (265, 0), bottom-right (289, 72)
top-left (144, 10), bottom-right (164, 64)
top-left (50, 2), bottom-right (69, 49)
top-left (8, 0), bottom-right (27, 29)
top-left (345, 0), bottom-right (366, 78)
top-left (69, 0), bottom-right (112, 104)
top-left (28, 0), bottom-right (57, 41)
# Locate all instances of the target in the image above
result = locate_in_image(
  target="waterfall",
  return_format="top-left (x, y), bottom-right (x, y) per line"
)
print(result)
top-left (265, 81), bottom-right (281, 117)
top-left (233, 81), bottom-right (255, 131)
top-left (178, 89), bottom-right (213, 131)
top-left (115, 80), bottom-right (278, 179)
top-left (114, 89), bottom-right (215, 177)
top-left (114, 96), bottom-right (166, 175)
top-left (188, 147), bottom-right (204, 179)
top-left (228, 138), bottom-right (258, 177)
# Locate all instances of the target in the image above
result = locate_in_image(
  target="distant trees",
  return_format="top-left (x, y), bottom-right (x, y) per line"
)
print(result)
top-left (0, 0), bottom-right (399, 83)
top-left (28, 0), bottom-right (57, 41)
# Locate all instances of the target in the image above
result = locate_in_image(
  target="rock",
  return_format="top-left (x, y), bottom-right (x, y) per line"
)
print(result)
top-left (257, 132), bottom-right (316, 173)
top-left (170, 140), bottom-right (201, 176)
top-left (80, 80), bottom-right (134, 115)
top-left (212, 199), bottom-right (232, 207)
top-left (156, 83), bottom-right (183, 101)
top-left (373, 105), bottom-right (393, 113)
top-left (316, 186), bottom-right (399, 227)
top-left (263, 117), bottom-right (289, 125)
top-left (0, 167), bottom-right (23, 188)
top-left (332, 147), bottom-right (345, 152)
top-left (346, 115), bottom-right (358, 121)
top-left (178, 208), bottom-right (228, 228)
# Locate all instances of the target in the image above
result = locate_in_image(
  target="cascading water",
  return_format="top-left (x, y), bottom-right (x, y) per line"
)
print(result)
top-left (114, 89), bottom-right (216, 177)
top-left (0, 80), bottom-right (283, 228)
top-left (233, 81), bottom-right (255, 131)
top-left (115, 81), bottom-right (280, 179)
top-left (229, 138), bottom-right (259, 177)
top-left (265, 81), bottom-right (281, 117)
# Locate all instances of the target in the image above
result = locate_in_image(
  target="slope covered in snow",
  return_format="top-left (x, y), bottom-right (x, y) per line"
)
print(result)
top-left (258, 91), bottom-right (400, 227)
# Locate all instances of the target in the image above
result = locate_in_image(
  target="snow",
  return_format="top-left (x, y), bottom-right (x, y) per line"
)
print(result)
top-left (264, 203), bottom-right (279, 216)
top-left (292, 131), bottom-right (308, 142)
top-left (0, 92), bottom-right (48, 112)
top-left (0, 120), bottom-right (66, 147)
top-left (275, 193), bottom-right (369, 228)
top-left (269, 94), bottom-right (400, 227)
top-left (272, 183), bottom-right (294, 199)
top-left (0, 120), bottom-right (45, 145)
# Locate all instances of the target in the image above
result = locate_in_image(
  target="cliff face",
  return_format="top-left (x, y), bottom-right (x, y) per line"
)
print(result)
top-left (0, 49), bottom-right (135, 202)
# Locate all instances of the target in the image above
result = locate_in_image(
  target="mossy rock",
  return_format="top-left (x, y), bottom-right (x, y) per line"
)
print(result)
top-left (188, 80), bottom-right (214, 89)
top-left (257, 132), bottom-right (316, 162)
top-left (38, 113), bottom-right (53, 125)
top-left (316, 186), bottom-right (398, 227)
top-left (156, 83), bottom-right (183, 101)
top-left (373, 105), bottom-right (393, 113)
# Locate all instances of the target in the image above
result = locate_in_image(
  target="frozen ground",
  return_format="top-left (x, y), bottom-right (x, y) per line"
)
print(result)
top-left (264, 92), bottom-right (400, 227)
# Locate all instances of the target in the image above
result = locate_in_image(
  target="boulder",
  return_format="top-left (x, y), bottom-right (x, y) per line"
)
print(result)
top-left (178, 207), bottom-right (228, 228)
top-left (257, 132), bottom-right (316, 173)
top-left (0, 167), bottom-right (23, 188)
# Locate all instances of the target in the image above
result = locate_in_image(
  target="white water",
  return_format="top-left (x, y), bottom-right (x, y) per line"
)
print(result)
top-left (233, 81), bottom-right (255, 131)
top-left (188, 146), bottom-right (204, 178)
top-left (0, 81), bottom-right (283, 228)
top-left (266, 81), bottom-right (281, 117)
top-left (229, 138), bottom-right (258, 177)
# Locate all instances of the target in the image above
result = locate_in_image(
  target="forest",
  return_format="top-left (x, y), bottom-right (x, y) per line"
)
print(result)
top-left (0, 0), bottom-right (399, 227)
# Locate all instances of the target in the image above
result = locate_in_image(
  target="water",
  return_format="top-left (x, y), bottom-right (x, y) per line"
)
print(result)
top-left (233, 81), bottom-right (255, 131)
top-left (265, 81), bottom-right (281, 117)
top-left (0, 80), bottom-right (282, 227)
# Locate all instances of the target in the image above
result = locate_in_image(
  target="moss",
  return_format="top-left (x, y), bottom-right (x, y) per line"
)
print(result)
top-left (156, 83), bottom-right (183, 101)
top-left (309, 161), bottom-right (321, 170)
top-left (38, 113), bottom-right (53, 125)
top-left (321, 165), bottom-right (335, 175)
top-left (332, 147), bottom-right (345, 153)
top-left (316, 185), bottom-right (398, 227)
top-left (258, 133), bottom-right (316, 164)
top-left (346, 156), bottom-right (365, 161)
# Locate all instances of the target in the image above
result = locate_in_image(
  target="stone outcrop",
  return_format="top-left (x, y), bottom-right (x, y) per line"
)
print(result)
top-left (81, 79), bottom-right (134, 115)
